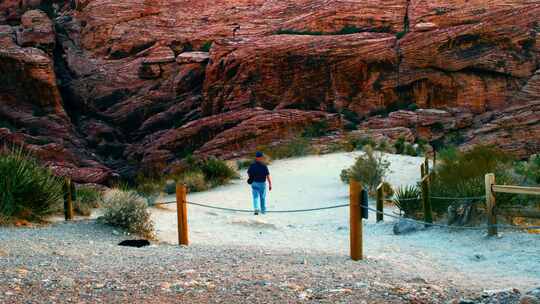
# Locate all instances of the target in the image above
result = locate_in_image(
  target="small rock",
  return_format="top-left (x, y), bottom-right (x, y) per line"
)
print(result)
top-left (112, 230), bottom-right (120, 236)
top-left (471, 254), bottom-right (486, 261)
top-left (355, 282), bottom-right (368, 288)
top-left (414, 22), bottom-right (438, 32)
top-left (176, 52), bottom-right (209, 64)
top-left (59, 277), bottom-right (75, 288)
top-left (393, 219), bottom-right (424, 235)
top-left (94, 283), bottom-right (105, 289)
top-left (160, 282), bottom-right (171, 290)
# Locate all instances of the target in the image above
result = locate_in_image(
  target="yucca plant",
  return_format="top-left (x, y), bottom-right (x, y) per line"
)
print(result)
top-left (393, 185), bottom-right (422, 218)
top-left (0, 147), bottom-right (63, 221)
top-left (74, 186), bottom-right (103, 216)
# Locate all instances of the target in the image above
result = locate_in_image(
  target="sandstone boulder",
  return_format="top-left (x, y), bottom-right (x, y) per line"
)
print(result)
top-left (176, 52), bottom-right (210, 64)
top-left (16, 9), bottom-right (55, 53)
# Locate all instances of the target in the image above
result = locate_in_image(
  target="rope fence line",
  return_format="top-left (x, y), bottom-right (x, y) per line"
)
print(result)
top-left (151, 199), bottom-right (540, 231)
top-left (388, 195), bottom-right (486, 202)
top-left (153, 200), bottom-right (350, 213)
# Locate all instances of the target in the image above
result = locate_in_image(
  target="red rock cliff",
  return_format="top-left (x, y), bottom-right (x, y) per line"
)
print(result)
top-left (0, 0), bottom-right (539, 183)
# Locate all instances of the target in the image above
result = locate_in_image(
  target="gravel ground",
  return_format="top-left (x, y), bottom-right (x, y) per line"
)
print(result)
top-left (0, 221), bottom-right (472, 304)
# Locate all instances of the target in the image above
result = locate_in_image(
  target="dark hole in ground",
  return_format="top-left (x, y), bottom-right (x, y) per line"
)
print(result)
top-left (118, 240), bottom-right (151, 248)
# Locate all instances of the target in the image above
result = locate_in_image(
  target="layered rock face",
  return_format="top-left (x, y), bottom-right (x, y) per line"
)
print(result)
top-left (0, 0), bottom-right (539, 183)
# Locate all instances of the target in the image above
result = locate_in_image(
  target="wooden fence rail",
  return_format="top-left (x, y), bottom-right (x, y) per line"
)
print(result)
top-left (486, 173), bottom-right (540, 236)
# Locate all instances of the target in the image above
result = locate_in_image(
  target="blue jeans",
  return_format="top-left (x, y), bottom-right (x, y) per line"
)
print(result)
top-left (251, 182), bottom-right (266, 213)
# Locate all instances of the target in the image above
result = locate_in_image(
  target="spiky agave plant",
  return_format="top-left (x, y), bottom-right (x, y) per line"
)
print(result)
top-left (393, 185), bottom-right (422, 218)
top-left (0, 147), bottom-right (63, 221)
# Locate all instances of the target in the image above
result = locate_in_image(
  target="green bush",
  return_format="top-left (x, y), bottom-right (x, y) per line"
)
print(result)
top-left (236, 159), bottom-right (253, 170)
top-left (515, 154), bottom-right (540, 185)
top-left (179, 171), bottom-right (208, 192)
top-left (260, 137), bottom-right (312, 159)
top-left (200, 41), bottom-right (213, 52)
top-left (430, 145), bottom-right (515, 213)
top-left (0, 147), bottom-right (63, 221)
top-left (74, 186), bottom-right (103, 216)
top-left (199, 158), bottom-right (238, 186)
top-left (346, 135), bottom-right (376, 151)
top-left (302, 121), bottom-right (329, 138)
top-left (100, 189), bottom-right (155, 239)
top-left (404, 143), bottom-right (418, 156)
top-left (393, 185), bottom-right (422, 218)
top-left (135, 156), bottom-right (238, 196)
top-left (394, 137), bottom-right (406, 154)
top-left (376, 139), bottom-right (393, 153)
top-left (340, 145), bottom-right (391, 194)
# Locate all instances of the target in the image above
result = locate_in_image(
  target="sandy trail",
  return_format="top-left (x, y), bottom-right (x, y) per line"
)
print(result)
top-left (149, 152), bottom-right (539, 291)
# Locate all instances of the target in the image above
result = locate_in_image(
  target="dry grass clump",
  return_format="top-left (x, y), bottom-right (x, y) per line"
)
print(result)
top-left (99, 189), bottom-right (155, 239)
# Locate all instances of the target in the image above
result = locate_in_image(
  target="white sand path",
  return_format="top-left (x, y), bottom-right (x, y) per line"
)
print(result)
top-left (150, 152), bottom-right (540, 291)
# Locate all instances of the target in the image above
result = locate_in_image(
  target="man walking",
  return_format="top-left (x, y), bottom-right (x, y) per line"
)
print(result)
top-left (247, 151), bottom-right (272, 215)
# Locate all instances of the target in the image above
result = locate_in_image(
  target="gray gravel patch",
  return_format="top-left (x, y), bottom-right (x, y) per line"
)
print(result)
top-left (0, 220), bottom-right (470, 303)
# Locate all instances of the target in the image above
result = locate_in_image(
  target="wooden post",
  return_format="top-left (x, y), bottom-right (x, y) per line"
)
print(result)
top-left (376, 183), bottom-right (384, 222)
top-left (63, 178), bottom-right (74, 221)
top-left (485, 173), bottom-right (497, 236)
top-left (349, 180), bottom-right (363, 261)
top-left (420, 163), bottom-right (426, 178)
top-left (424, 157), bottom-right (430, 177)
top-left (176, 184), bottom-right (189, 246)
top-left (421, 175), bottom-right (433, 226)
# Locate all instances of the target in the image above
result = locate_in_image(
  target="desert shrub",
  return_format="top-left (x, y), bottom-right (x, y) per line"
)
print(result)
top-left (404, 143), bottom-right (418, 156)
top-left (100, 189), bottom-right (154, 239)
top-left (430, 145), bottom-right (515, 213)
top-left (515, 154), bottom-right (540, 185)
top-left (393, 185), bottom-right (422, 218)
top-left (0, 119), bottom-right (16, 131)
top-left (376, 139), bottom-right (393, 153)
top-left (199, 158), bottom-right (238, 186)
top-left (236, 159), bottom-right (253, 170)
top-left (135, 176), bottom-right (162, 198)
top-left (74, 186), bottom-right (102, 216)
top-left (302, 121), bottom-right (329, 138)
top-left (276, 25), bottom-right (363, 36)
top-left (0, 147), bottom-right (63, 221)
top-left (200, 41), bottom-right (213, 52)
top-left (394, 137), bottom-right (406, 154)
top-left (261, 137), bottom-right (312, 159)
top-left (275, 29), bottom-right (324, 35)
top-left (346, 135), bottom-right (376, 151)
top-left (179, 171), bottom-right (208, 192)
top-left (340, 145), bottom-right (391, 194)
top-left (135, 156), bottom-right (238, 196)
top-left (163, 179), bottom-right (176, 195)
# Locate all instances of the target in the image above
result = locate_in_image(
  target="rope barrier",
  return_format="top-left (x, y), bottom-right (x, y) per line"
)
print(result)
top-left (151, 199), bottom-right (540, 230)
top-left (187, 201), bottom-right (350, 213)
top-left (389, 195), bottom-right (486, 202)
top-left (362, 205), bottom-right (540, 230)
top-left (430, 195), bottom-right (486, 201)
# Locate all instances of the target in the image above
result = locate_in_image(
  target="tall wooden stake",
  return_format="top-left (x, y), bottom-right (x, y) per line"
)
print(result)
top-left (376, 183), bottom-right (384, 222)
top-left (63, 178), bottom-right (74, 221)
top-left (485, 173), bottom-right (497, 236)
top-left (421, 175), bottom-right (433, 226)
top-left (349, 180), bottom-right (363, 261)
top-left (176, 184), bottom-right (189, 246)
